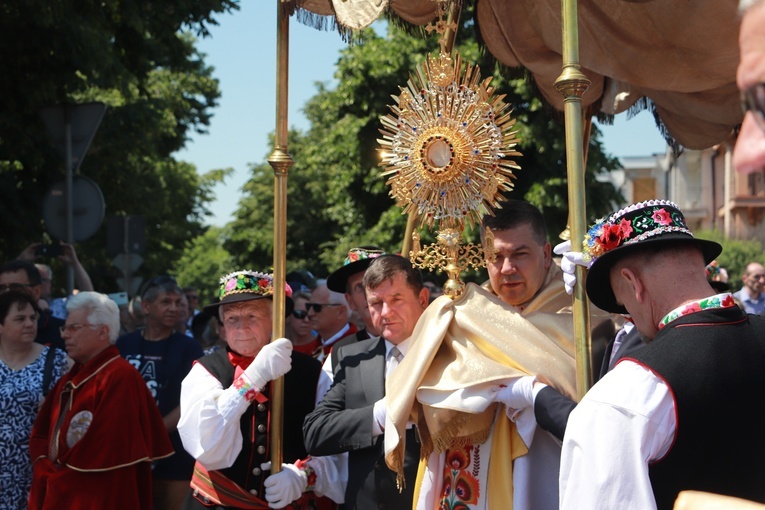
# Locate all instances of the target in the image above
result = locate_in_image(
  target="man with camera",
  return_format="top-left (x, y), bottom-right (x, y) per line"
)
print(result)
top-left (17, 242), bottom-right (95, 320)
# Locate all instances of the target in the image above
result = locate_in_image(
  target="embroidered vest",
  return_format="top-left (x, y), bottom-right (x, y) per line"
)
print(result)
top-left (196, 348), bottom-right (321, 497)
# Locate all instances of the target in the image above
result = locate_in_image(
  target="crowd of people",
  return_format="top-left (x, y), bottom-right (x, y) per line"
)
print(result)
top-left (0, 1), bottom-right (764, 509)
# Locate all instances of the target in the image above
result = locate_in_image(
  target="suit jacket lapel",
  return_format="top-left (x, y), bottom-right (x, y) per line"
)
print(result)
top-left (361, 337), bottom-right (386, 404)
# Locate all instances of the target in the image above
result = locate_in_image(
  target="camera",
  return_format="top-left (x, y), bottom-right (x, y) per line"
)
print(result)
top-left (35, 244), bottom-right (63, 257)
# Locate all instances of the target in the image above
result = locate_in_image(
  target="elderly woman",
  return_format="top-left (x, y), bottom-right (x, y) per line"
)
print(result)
top-left (0, 290), bottom-right (69, 509)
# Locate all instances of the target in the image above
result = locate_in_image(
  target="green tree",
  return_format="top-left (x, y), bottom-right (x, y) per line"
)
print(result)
top-left (172, 226), bottom-right (233, 304)
top-left (696, 230), bottom-right (765, 291)
top-left (0, 0), bottom-right (238, 292)
top-left (228, 20), bottom-right (623, 278)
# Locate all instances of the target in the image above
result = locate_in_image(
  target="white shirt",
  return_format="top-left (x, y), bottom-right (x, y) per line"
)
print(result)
top-left (178, 358), bottom-right (345, 503)
top-left (559, 360), bottom-right (676, 510)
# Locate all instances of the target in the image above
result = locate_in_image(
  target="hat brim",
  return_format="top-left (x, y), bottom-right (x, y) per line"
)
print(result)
top-left (203, 293), bottom-right (294, 317)
top-left (586, 235), bottom-right (722, 314)
top-left (327, 259), bottom-right (376, 293)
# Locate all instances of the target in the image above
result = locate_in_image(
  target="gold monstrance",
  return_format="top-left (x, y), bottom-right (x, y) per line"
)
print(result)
top-left (378, 27), bottom-right (522, 298)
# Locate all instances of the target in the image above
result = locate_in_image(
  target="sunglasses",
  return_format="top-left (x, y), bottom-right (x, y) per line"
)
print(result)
top-left (292, 309), bottom-right (309, 319)
top-left (741, 82), bottom-right (765, 133)
top-left (305, 302), bottom-right (341, 313)
top-left (0, 283), bottom-right (35, 293)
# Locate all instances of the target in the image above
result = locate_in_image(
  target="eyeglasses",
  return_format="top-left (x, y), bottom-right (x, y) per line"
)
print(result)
top-left (305, 303), bottom-right (341, 313)
top-left (292, 309), bottom-right (309, 319)
top-left (741, 82), bottom-right (765, 133)
top-left (60, 323), bottom-right (98, 335)
top-left (0, 283), bottom-right (35, 293)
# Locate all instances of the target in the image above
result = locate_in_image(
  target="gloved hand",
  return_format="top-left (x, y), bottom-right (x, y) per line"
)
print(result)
top-left (372, 397), bottom-right (387, 436)
top-left (244, 338), bottom-right (293, 390)
top-left (261, 462), bottom-right (306, 509)
top-left (492, 376), bottom-right (536, 420)
top-left (553, 240), bottom-right (588, 295)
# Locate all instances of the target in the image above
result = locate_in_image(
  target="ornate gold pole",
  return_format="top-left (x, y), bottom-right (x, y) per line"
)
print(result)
top-left (554, 0), bottom-right (592, 399)
top-left (267, 0), bottom-right (292, 473)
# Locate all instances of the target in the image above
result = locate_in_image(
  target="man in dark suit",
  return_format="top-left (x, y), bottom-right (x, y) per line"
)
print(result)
top-left (303, 255), bottom-right (429, 510)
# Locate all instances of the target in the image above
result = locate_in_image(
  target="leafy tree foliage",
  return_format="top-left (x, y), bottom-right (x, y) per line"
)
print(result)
top-left (0, 0), bottom-right (237, 293)
top-left (228, 19), bottom-right (623, 278)
top-left (696, 230), bottom-right (765, 291)
top-left (172, 226), bottom-right (233, 305)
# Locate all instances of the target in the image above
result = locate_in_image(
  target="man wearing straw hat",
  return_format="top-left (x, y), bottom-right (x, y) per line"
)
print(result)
top-left (559, 200), bottom-right (765, 509)
top-left (178, 270), bottom-right (343, 510)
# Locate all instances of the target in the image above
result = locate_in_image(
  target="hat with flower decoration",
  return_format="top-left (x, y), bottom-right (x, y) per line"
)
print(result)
top-left (203, 270), bottom-right (294, 316)
top-left (584, 200), bottom-right (722, 313)
top-left (326, 246), bottom-right (386, 293)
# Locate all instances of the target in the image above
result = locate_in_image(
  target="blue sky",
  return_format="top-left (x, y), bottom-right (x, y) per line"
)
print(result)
top-left (175, 2), bottom-right (668, 227)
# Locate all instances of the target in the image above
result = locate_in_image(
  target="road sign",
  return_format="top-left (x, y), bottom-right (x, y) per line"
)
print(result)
top-left (39, 102), bottom-right (107, 171)
top-left (112, 254), bottom-right (144, 274)
top-left (42, 175), bottom-right (105, 242)
top-left (116, 277), bottom-right (143, 297)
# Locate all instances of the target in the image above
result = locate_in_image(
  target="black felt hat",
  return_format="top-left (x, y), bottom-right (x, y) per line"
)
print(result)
top-left (326, 246), bottom-right (386, 293)
top-left (585, 200), bottom-right (722, 314)
top-left (203, 270), bottom-right (294, 316)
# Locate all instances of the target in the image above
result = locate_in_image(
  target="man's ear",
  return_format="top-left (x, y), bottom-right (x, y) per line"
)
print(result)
top-left (620, 267), bottom-right (645, 305)
top-left (543, 242), bottom-right (552, 269)
top-left (418, 287), bottom-right (430, 308)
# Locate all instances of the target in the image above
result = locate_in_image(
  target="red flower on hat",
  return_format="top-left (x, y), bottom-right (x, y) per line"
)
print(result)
top-left (618, 218), bottom-right (633, 238)
top-left (597, 223), bottom-right (625, 251)
top-left (652, 208), bottom-right (672, 226)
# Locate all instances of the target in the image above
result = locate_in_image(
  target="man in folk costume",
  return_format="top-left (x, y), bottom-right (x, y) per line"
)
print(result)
top-left (325, 246), bottom-right (385, 371)
top-left (384, 199), bottom-right (614, 509)
top-left (560, 200), bottom-right (765, 509)
top-left (178, 270), bottom-right (344, 509)
top-left (29, 292), bottom-right (173, 509)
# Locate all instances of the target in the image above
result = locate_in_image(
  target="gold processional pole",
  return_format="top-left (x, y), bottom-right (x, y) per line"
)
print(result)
top-left (267, 0), bottom-right (292, 473)
top-left (554, 0), bottom-right (593, 398)
top-left (400, 1), bottom-right (461, 256)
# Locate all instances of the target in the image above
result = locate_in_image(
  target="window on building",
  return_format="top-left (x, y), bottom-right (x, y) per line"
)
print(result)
top-left (632, 178), bottom-right (656, 203)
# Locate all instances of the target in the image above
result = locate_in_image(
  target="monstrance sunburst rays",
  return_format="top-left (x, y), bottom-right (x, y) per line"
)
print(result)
top-left (378, 51), bottom-right (521, 232)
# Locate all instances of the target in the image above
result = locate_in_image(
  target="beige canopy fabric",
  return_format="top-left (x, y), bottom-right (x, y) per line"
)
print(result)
top-left (293, 0), bottom-right (743, 150)
top-left (476, 0), bottom-right (742, 149)
top-left (292, 0), bottom-right (438, 30)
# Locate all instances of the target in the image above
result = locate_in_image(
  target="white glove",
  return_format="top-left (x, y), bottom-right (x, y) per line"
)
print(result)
top-left (553, 240), bottom-right (588, 295)
top-left (372, 397), bottom-right (387, 436)
top-left (492, 376), bottom-right (536, 420)
top-left (261, 462), bottom-right (306, 509)
top-left (244, 338), bottom-right (293, 390)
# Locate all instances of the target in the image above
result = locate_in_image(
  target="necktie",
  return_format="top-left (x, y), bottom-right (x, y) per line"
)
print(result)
top-left (387, 346), bottom-right (403, 378)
